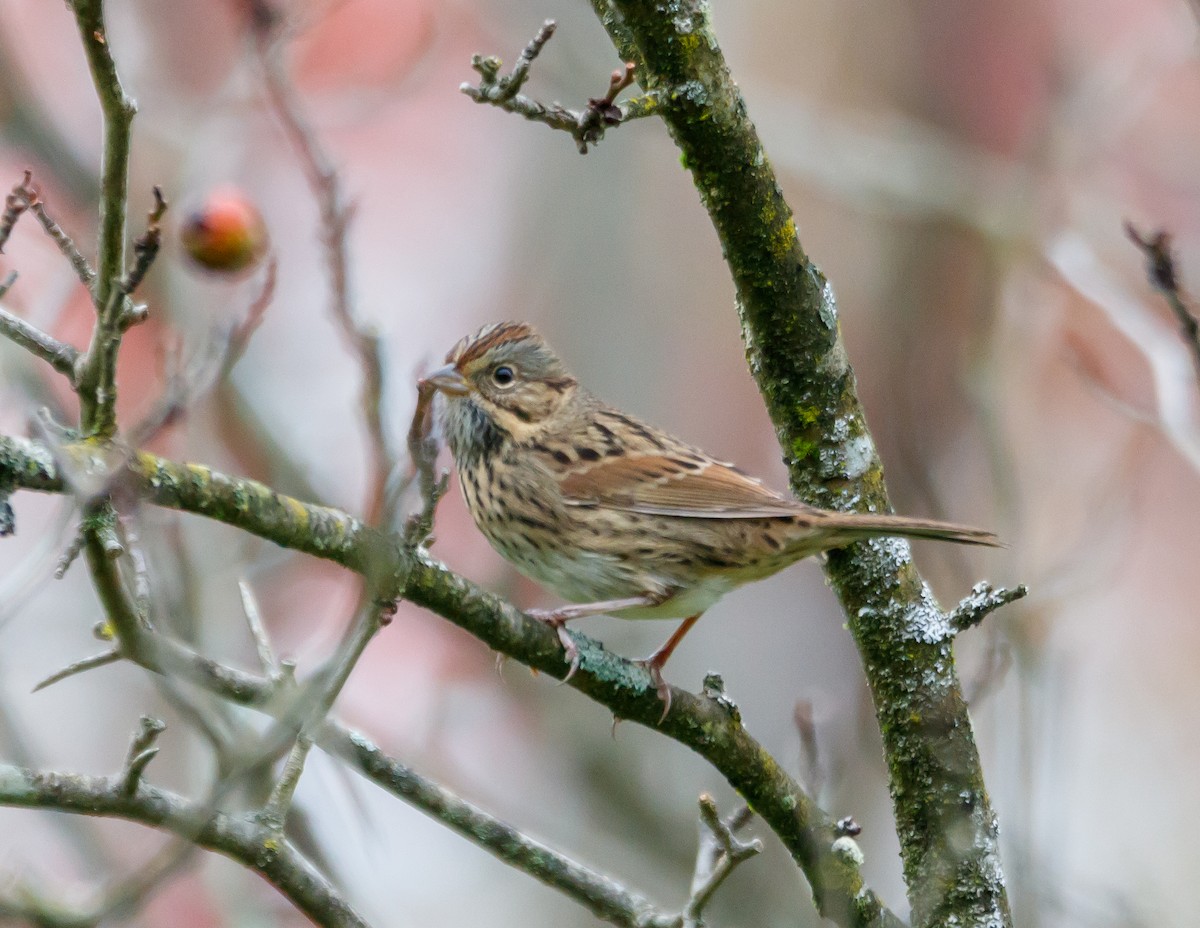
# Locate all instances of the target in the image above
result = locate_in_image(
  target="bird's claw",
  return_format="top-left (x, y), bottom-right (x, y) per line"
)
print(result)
top-left (554, 623), bottom-right (582, 685)
top-left (529, 609), bottom-right (582, 685)
top-left (636, 658), bottom-right (673, 723)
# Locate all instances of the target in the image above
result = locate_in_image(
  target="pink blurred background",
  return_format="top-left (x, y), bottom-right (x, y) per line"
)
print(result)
top-left (2, 1), bottom-right (1199, 925)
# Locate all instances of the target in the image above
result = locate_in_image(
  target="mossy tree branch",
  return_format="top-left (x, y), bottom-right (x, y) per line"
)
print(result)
top-left (0, 433), bottom-right (903, 928)
top-left (586, 3), bottom-right (1011, 926)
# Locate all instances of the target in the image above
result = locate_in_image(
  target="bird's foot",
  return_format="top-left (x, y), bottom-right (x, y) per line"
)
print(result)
top-left (634, 656), bottom-right (674, 724)
top-left (528, 608), bottom-right (582, 684)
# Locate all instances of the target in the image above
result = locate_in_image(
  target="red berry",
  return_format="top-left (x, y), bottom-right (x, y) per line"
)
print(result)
top-left (181, 188), bottom-right (268, 273)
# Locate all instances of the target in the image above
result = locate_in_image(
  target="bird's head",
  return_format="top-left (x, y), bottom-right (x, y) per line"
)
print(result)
top-left (421, 322), bottom-right (578, 459)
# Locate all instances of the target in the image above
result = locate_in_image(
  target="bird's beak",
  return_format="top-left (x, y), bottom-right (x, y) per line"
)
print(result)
top-left (419, 363), bottom-right (470, 397)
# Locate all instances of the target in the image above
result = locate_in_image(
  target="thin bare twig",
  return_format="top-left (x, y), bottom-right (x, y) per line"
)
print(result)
top-left (681, 795), bottom-right (762, 927)
top-left (1125, 222), bottom-right (1200, 391)
top-left (0, 173), bottom-right (30, 252)
top-left (1, 171), bottom-right (95, 285)
top-left (31, 648), bottom-right (120, 692)
top-left (120, 260), bottom-right (277, 449)
top-left (119, 185), bottom-right (167, 301)
top-left (53, 525), bottom-right (87, 578)
top-left (0, 302), bottom-right (81, 381)
top-left (250, 10), bottom-right (395, 525)
top-left (402, 379), bottom-right (449, 546)
top-left (239, 578), bottom-right (280, 675)
top-left (461, 21), bottom-right (653, 153)
top-left (221, 255), bottom-right (277, 375)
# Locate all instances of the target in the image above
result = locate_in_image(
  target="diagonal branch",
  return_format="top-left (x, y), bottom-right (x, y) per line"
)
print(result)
top-left (0, 432), bottom-right (902, 928)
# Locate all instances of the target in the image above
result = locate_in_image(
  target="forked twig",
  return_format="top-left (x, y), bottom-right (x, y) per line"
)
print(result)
top-left (461, 21), bottom-right (656, 154)
top-left (680, 795), bottom-right (762, 926)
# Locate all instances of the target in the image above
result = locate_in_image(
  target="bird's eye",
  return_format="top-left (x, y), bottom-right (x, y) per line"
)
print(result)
top-left (492, 365), bottom-right (516, 386)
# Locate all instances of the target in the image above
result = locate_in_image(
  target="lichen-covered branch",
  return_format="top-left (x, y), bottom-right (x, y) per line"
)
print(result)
top-left (585, 3), bottom-right (1012, 926)
top-left (0, 432), bottom-right (901, 928)
top-left (326, 728), bottom-right (675, 928)
top-left (0, 764), bottom-right (367, 928)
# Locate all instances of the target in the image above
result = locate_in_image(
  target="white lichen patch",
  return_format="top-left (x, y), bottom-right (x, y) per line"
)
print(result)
top-left (831, 835), bottom-right (864, 865)
top-left (842, 432), bottom-right (875, 480)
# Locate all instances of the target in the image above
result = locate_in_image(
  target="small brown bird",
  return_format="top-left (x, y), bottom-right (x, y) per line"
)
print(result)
top-left (422, 322), bottom-right (997, 716)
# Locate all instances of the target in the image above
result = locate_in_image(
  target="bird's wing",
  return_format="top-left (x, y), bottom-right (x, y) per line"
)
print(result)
top-left (559, 452), bottom-right (806, 519)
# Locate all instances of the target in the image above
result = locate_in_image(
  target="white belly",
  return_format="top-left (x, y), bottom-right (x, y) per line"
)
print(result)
top-left (612, 576), bottom-right (737, 620)
top-left (508, 545), bottom-right (735, 620)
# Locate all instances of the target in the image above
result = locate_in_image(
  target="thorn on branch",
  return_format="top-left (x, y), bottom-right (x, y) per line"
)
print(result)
top-left (121, 715), bottom-right (166, 795)
top-left (949, 582), bottom-right (1028, 634)
top-left (55, 523), bottom-right (88, 578)
top-left (0, 269), bottom-right (17, 299)
top-left (461, 23), bottom-right (645, 154)
top-left (32, 648), bottom-right (120, 692)
top-left (239, 578), bottom-right (281, 676)
top-left (402, 378), bottom-right (449, 546)
top-left (0, 171), bottom-right (33, 253)
top-left (1125, 221), bottom-right (1200, 389)
top-left (119, 185), bottom-right (167, 304)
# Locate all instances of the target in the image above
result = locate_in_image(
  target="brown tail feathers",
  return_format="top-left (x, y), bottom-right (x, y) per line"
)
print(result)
top-left (832, 512), bottom-right (1001, 548)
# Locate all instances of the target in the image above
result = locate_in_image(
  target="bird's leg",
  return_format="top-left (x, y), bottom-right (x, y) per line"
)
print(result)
top-left (527, 592), bottom-right (670, 684)
top-left (638, 614), bottom-right (702, 723)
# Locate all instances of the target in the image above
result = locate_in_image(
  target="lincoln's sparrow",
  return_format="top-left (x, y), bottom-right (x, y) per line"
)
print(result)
top-left (422, 322), bottom-right (997, 715)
